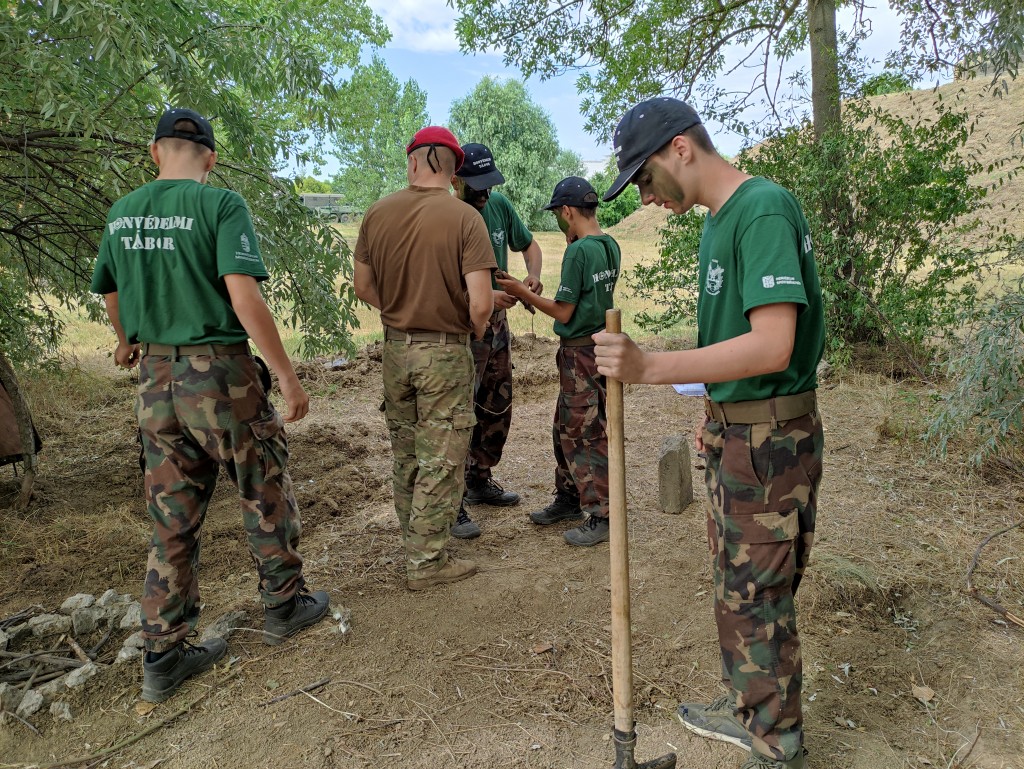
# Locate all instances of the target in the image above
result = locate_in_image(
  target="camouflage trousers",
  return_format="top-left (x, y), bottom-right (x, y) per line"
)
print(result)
top-left (466, 314), bottom-right (512, 485)
top-left (553, 344), bottom-right (609, 517)
top-left (382, 339), bottom-right (476, 580)
top-left (136, 353), bottom-right (304, 653)
top-left (702, 405), bottom-right (824, 762)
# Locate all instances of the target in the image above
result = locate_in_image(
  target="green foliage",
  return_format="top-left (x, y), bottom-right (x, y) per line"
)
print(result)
top-left (927, 276), bottom-right (1024, 465)
top-left (0, 0), bottom-right (389, 364)
top-left (448, 77), bottom-right (582, 231)
top-left (860, 72), bottom-right (915, 97)
top-left (330, 55), bottom-right (429, 210)
top-left (588, 156), bottom-right (640, 228)
top-left (295, 176), bottom-right (333, 194)
top-left (628, 97), bottom-right (1021, 362)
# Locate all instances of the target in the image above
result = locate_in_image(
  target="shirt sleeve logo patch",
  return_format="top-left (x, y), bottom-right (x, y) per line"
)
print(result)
top-left (240, 233), bottom-right (250, 253)
top-left (762, 275), bottom-right (775, 288)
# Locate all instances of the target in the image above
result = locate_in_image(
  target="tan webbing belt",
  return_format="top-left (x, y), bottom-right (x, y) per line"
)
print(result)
top-left (704, 390), bottom-right (817, 426)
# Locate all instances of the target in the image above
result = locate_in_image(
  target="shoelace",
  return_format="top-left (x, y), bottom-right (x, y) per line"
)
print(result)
top-left (707, 692), bottom-right (733, 712)
top-left (456, 508), bottom-right (472, 525)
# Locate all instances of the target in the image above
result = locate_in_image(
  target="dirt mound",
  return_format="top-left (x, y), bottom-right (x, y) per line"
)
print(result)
top-left (608, 204), bottom-right (672, 241)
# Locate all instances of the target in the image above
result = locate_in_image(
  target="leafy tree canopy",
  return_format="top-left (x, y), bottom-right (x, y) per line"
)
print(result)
top-left (295, 176), bottom-right (333, 194)
top-left (330, 55), bottom-right (429, 211)
top-left (453, 0), bottom-right (1020, 139)
top-left (1, 0), bottom-right (390, 364)
top-left (448, 77), bottom-right (582, 231)
top-left (588, 156), bottom-right (640, 229)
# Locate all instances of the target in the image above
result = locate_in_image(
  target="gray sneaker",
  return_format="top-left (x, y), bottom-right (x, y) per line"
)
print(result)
top-left (676, 691), bottom-right (752, 751)
top-left (141, 637), bottom-right (227, 703)
top-left (263, 588), bottom-right (330, 645)
top-left (451, 506), bottom-right (481, 539)
top-left (739, 752), bottom-right (806, 769)
top-left (563, 515), bottom-right (610, 546)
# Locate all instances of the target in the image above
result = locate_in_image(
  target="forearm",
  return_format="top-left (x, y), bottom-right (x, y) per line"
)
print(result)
top-left (103, 293), bottom-right (129, 344)
top-left (632, 331), bottom-right (793, 385)
top-left (353, 261), bottom-right (381, 310)
top-left (522, 240), bottom-right (542, 281)
top-left (521, 293), bottom-right (575, 325)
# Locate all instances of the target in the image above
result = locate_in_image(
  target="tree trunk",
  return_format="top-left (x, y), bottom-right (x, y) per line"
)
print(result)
top-left (0, 350), bottom-right (37, 509)
top-left (808, 0), bottom-right (842, 141)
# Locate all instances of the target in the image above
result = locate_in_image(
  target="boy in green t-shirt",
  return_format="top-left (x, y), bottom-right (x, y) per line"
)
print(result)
top-left (91, 108), bottom-right (329, 703)
top-left (496, 177), bottom-right (620, 547)
top-left (596, 97), bottom-right (824, 769)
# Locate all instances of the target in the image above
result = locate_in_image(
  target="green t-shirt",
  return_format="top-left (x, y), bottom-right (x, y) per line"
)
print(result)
top-left (90, 179), bottom-right (268, 346)
top-left (697, 176), bottom-right (824, 402)
top-left (480, 190), bottom-right (533, 288)
top-left (552, 234), bottom-right (621, 339)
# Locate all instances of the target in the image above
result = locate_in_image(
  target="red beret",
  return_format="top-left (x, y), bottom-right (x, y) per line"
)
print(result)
top-left (406, 126), bottom-right (465, 172)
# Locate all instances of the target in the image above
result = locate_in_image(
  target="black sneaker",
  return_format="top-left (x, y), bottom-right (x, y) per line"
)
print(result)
top-left (564, 515), bottom-right (610, 546)
top-left (529, 493), bottom-right (583, 525)
top-left (141, 637), bottom-right (227, 703)
top-left (451, 506), bottom-right (481, 539)
top-left (464, 478), bottom-right (521, 507)
top-left (263, 588), bottom-right (330, 645)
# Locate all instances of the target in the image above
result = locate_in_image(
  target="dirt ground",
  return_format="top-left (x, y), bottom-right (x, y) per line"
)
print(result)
top-left (1, 335), bottom-right (1023, 769)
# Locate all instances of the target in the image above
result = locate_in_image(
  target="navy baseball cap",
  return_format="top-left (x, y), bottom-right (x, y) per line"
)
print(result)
top-left (153, 108), bottom-right (216, 151)
top-left (603, 97), bottom-right (702, 201)
top-left (543, 176), bottom-right (599, 210)
top-left (456, 143), bottom-right (505, 189)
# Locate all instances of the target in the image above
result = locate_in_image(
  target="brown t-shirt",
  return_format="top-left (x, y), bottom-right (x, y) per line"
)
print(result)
top-left (354, 186), bottom-right (496, 333)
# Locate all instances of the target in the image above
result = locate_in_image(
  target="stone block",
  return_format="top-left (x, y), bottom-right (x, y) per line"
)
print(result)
top-left (59, 593), bottom-right (96, 614)
top-left (6, 623), bottom-right (30, 643)
top-left (122, 630), bottom-right (146, 649)
top-left (96, 589), bottom-right (120, 607)
top-left (115, 646), bottom-right (143, 665)
top-left (0, 628), bottom-right (8, 651)
top-left (118, 601), bottom-right (142, 630)
top-left (65, 662), bottom-right (99, 689)
top-left (0, 682), bottom-right (23, 712)
top-left (201, 610), bottom-right (249, 642)
top-left (29, 613), bottom-right (72, 638)
top-left (71, 607), bottom-right (101, 636)
top-left (35, 677), bottom-right (68, 702)
top-left (658, 433), bottom-right (694, 514)
top-left (50, 701), bottom-right (73, 721)
top-left (16, 689), bottom-right (44, 718)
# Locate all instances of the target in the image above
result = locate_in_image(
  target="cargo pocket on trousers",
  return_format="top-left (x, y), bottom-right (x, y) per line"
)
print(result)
top-left (249, 409), bottom-right (289, 480)
top-left (445, 410), bottom-right (477, 465)
top-left (559, 390), bottom-right (599, 441)
top-left (723, 508), bottom-right (800, 593)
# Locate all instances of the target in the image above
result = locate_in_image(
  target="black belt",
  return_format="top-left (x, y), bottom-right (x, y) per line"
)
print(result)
top-left (560, 335), bottom-right (595, 347)
top-left (384, 327), bottom-right (469, 345)
top-left (142, 342), bottom-right (250, 357)
top-left (704, 390), bottom-right (817, 426)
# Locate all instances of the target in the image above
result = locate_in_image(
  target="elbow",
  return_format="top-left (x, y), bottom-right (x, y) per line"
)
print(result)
top-left (764, 345), bottom-right (793, 375)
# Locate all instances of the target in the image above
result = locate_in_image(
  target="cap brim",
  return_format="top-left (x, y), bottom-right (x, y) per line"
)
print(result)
top-left (602, 157), bottom-right (646, 201)
top-left (460, 169), bottom-right (504, 189)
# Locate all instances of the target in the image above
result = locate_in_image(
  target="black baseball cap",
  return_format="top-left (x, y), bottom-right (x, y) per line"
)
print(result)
top-left (603, 97), bottom-right (702, 201)
top-left (456, 143), bottom-right (505, 189)
top-left (153, 108), bottom-right (216, 151)
top-left (543, 176), bottom-right (599, 210)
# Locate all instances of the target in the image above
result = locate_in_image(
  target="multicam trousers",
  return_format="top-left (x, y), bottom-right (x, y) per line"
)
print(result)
top-left (382, 339), bottom-right (476, 580)
top-left (702, 405), bottom-right (824, 762)
top-left (466, 313), bottom-right (512, 486)
top-left (553, 344), bottom-right (609, 517)
top-left (137, 353), bottom-right (304, 653)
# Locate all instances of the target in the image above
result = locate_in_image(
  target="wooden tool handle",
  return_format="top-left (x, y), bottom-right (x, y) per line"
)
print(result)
top-left (605, 308), bottom-right (635, 733)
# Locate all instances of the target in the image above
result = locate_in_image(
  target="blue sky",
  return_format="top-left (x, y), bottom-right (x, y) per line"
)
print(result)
top-left (308, 0), bottom-right (909, 176)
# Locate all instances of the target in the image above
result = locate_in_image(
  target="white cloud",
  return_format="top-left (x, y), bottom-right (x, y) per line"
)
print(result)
top-left (368, 0), bottom-right (460, 53)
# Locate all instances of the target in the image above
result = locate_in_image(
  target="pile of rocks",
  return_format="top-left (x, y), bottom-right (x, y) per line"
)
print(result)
top-left (0, 589), bottom-right (143, 727)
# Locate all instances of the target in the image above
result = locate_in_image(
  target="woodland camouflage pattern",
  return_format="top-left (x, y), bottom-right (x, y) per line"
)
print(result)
top-left (553, 345), bottom-right (609, 517)
top-left (701, 408), bottom-right (824, 762)
top-left (466, 314), bottom-right (512, 485)
top-left (137, 354), bottom-right (304, 653)
top-left (382, 340), bottom-right (476, 580)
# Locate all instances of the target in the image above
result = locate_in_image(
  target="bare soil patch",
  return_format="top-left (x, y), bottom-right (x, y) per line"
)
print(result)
top-left (1, 340), bottom-right (1022, 769)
